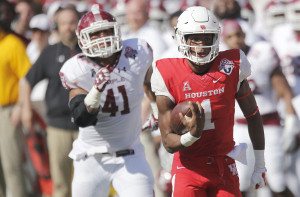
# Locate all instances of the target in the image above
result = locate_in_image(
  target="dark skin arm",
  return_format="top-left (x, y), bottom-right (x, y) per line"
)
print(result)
top-left (157, 95), bottom-right (204, 153)
top-left (236, 80), bottom-right (265, 150)
top-left (143, 66), bottom-right (156, 102)
top-left (271, 66), bottom-right (296, 115)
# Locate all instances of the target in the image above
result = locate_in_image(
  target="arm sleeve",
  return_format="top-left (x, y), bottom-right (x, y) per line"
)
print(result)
top-left (237, 50), bottom-right (252, 91)
top-left (59, 58), bottom-right (80, 90)
top-left (139, 38), bottom-right (154, 73)
top-left (151, 62), bottom-right (175, 102)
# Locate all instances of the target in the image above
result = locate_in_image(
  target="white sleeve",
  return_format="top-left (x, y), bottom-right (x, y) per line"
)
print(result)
top-left (59, 59), bottom-right (78, 90)
top-left (59, 55), bottom-right (94, 91)
top-left (139, 38), bottom-right (154, 68)
top-left (151, 62), bottom-right (175, 102)
top-left (237, 50), bottom-right (251, 91)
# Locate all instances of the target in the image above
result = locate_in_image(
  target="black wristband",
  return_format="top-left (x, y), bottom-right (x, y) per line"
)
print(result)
top-left (69, 94), bottom-right (99, 127)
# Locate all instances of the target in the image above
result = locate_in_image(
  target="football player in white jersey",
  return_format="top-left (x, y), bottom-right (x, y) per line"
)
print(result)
top-left (270, 2), bottom-right (300, 195)
top-left (221, 19), bottom-right (297, 197)
top-left (59, 4), bottom-right (154, 197)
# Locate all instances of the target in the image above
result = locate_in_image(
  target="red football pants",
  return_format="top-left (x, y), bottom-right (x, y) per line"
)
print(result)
top-left (171, 156), bottom-right (242, 197)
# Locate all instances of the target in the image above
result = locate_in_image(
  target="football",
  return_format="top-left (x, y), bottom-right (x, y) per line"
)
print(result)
top-left (170, 101), bottom-right (193, 135)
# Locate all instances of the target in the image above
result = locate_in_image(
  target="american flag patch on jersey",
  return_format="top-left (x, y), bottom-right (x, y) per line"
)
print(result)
top-left (125, 46), bottom-right (138, 59)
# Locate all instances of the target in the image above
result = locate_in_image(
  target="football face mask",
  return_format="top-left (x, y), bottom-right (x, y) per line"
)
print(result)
top-left (76, 4), bottom-right (122, 58)
top-left (175, 6), bottom-right (220, 65)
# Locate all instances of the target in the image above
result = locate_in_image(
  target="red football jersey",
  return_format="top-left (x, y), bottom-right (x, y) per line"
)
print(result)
top-left (152, 49), bottom-right (251, 165)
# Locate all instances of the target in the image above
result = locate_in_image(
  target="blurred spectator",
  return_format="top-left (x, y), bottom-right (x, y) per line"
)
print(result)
top-left (178, 0), bottom-right (214, 10)
top-left (27, 13), bottom-right (50, 63)
top-left (161, 9), bottom-right (183, 58)
top-left (148, 0), bottom-right (169, 32)
top-left (111, 0), bottom-right (128, 34)
top-left (239, 0), bottom-right (255, 27)
top-left (253, 0), bottom-right (288, 40)
top-left (213, 0), bottom-right (242, 19)
top-left (20, 5), bottom-right (80, 197)
top-left (212, 0), bottom-right (258, 46)
top-left (222, 19), bottom-right (297, 197)
top-left (12, 0), bottom-right (34, 39)
top-left (270, 1), bottom-right (300, 195)
top-left (27, 13), bottom-right (50, 114)
top-left (220, 19), bottom-right (250, 53)
top-left (124, 0), bottom-right (167, 60)
top-left (124, 1), bottom-right (168, 196)
top-left (0, 0), bottom-right (31, 196)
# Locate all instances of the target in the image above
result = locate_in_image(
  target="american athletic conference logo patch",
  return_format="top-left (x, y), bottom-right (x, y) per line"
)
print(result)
top-left (125, 46), bottom-right (138, 59)
top-left (219, 59), bottom-right (234, 75)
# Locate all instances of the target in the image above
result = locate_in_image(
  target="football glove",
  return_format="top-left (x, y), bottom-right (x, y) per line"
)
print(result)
top-left (142, 113), bottom-right (158, 132)
top-left (94, 67), bottom-right (110, 92)
top-left (250, 150), bottom-right (267, 189)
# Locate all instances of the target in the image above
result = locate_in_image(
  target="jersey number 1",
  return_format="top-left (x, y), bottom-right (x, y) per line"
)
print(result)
top-left (201, 99), bottom-right (215, 131)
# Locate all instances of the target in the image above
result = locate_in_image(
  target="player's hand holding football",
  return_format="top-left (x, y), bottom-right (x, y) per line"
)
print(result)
top-left (94, 67), bottom-right (110, 92)
top-left (179, 102), bottom-right (205, 138)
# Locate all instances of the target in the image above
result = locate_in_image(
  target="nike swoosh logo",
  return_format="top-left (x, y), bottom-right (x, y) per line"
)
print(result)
top-left (213, 77), bottom-right (221, 83)
top-left (176, 166), bottom-right (185, 170)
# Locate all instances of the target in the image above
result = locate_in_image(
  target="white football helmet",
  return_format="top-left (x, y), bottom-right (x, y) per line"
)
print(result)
top-left (286, 1), bottom-right (300, 31)
top-left (264, 2), bottom-right (286, 29)
top-left (76, 4), bottom-right (122, 58)
top-left (175, 6), bottom-right (220, 65)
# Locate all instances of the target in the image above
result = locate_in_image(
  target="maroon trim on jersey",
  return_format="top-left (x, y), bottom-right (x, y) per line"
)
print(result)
top-left (236, 89), bottom-right (252, 100)
top-left (244, 106), bottom-right (259, 119)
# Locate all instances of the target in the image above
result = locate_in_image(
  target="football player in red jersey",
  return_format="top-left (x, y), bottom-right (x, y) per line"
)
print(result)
top-left (151, 6), bottom-right (266, 197)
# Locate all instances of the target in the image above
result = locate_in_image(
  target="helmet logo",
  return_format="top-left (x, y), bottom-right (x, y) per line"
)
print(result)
top-left (91, 4), bottom-right (103, 21)
top-left (200, 25), bottom-right (206, 29)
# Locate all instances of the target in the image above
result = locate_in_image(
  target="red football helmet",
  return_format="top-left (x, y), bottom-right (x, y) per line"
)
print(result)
top-left (76, 4), bottom-right (122, 58)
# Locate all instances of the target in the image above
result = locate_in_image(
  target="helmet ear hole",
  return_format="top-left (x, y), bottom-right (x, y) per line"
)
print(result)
top-left (183, 34), bottom-right (189, 42)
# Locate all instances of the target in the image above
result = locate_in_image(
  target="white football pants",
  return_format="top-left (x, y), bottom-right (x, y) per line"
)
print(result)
top-left (71, 143), bottom-right (154, 197)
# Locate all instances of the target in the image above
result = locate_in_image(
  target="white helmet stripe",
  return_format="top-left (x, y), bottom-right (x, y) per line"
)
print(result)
top-left (91, 4), bottom-right (103, 21)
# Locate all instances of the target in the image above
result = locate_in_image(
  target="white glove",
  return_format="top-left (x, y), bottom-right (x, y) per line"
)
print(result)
top-left (283, 114), bottom-right (300, 152)
top-left (94, 67), bottom-right (110, 92)
top-left (84, 67), bottom-right (110, 109)
top-left (250, 150), bottom-right (267, 189)
top-left (142, 113), bottom-right (158, 131)
top-left (142, 102), bottom-right (159, 132)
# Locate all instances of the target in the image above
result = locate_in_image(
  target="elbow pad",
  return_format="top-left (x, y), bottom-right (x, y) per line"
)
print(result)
top-left (69, 94), bottom-right (98, 127)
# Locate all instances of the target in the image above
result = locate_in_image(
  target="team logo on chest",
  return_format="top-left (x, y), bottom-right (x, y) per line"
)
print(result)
top-left (219, 59), bottom-right (234, 75)
top-left (125, 46), bottom-right (138, 59)
top-left (183, 81), bottom-right (192, 91)
top-left (91, 69), bottom-right (96, 77)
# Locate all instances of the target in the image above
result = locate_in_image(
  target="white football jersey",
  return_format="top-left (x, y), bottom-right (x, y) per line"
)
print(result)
top-left (60, 38), bottom-right (153, 150)
top-left (271, 23), bottom-right (300, 96)
top-left (235, 41), bottom-right (279, 118)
